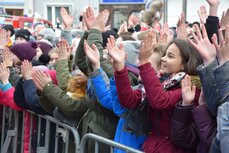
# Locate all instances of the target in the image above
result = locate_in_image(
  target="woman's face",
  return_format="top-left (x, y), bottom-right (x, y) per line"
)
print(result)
top-left (35, 47), bottom-right (43, 60)
top-left (160, 43), bottom-right (184, 74)
top-left (15, 37), bottom-right (27, 44)
top-left (49, 52), bottom-right (59, 64)
top-left (12, 54), bottom-right (22, 66)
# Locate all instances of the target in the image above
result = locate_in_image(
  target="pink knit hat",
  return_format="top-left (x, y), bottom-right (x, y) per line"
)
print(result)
top-left (10, 42), bottom-right (37, 61)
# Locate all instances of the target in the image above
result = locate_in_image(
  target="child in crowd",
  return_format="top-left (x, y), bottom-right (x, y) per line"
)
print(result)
top-left (108, 29), bottom-right (202, 153)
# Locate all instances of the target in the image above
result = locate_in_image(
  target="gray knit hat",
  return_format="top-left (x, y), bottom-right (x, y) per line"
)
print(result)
top-left (123, 40), bottom-right (141, 66)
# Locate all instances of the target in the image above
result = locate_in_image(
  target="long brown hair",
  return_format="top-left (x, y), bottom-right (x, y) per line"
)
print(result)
top-left (166, 39), bottom-right (203, 75)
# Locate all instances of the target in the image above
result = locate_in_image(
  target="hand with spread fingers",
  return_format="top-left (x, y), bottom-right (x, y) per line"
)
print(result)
top-left (158, 23), bottom-right (172, 45)
top-left (198, 5), bottom-right (208, 24)
top-left (118, 21), bottom-right (128, 35)
top-left (91, 9), bottom-right (110, 32)
top-left (32, 69), bottom-right (52, 90)
top-left (57, 39), bottom-right (72, 61)
top-left (211, 26), bottom-right (229, 65)
top-left (181, 75), bottom-right (196, 106)
top-left (60, 7), bottom-right (73, 30)
top-left (21, 60), bottom-right (33, 80)
top-left (177, 12), bottom-right (185, 27)
top-left (139, 30), bottom-right (157, 65)
top-left (220, 9), bottom-right (229, 30)
top-left (2, 47), bottom-right (13, 67)
top-left (84, 40), bottom-right (100, 71)
top-left (189, 24), bottom-right (216, 66)
top-left (177, 23), bottom-right (188, 40)
top-left (83, 6), bottom-right (96, 30)
top-left (106, 35), bottom-right (125, 71)
top-left (0, 63), bottom-right (10, 85)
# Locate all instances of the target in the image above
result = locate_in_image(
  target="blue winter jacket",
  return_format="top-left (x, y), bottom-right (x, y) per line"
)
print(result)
top-left (90, 68), bottom-right (146, 153)
top-left (14, 78), bottom-right (47, 114)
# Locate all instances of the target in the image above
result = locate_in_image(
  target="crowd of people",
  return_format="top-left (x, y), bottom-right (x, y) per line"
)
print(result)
top-left (0, 0), bottom-right (228, 152)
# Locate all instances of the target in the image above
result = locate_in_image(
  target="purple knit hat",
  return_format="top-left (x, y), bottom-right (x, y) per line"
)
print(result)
top-left (10, 42), bottom-right (37, 61)
top-left (37, 41), bottom-right (52, 54)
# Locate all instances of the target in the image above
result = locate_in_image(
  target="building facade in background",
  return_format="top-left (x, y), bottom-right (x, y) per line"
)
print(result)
top-left (0, 0), bottom-right (228, 27)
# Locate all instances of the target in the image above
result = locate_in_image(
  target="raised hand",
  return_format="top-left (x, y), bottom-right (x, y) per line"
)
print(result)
top-left (220, 9), bottom-right (229, 30)
top-left (60, 7), bottom-right (73, 30)
top-left (118, 21), bottom-right (128, 35)
top-left (84, 40), bottom-right (100, 70)
top-left (211, 26), bottom-right (229, 65)
top-left (91, 9), bottom-right (109, 32)
top-left (32, 69), bottom-right (52, 89)
top-left (107, 35), bottom-right (125, 71)
top-left (21, 60), bottom-right (33, 80)
top-left (0, 63), bottom-right (10, 85)
top-left (83, 6), bottom-right (96, 30)
top-left (139, 30), bottom-right (157, 65)
top-left (0, 29), bottom-right (8, 49)
top-left (177, 12), bottom-right (185, 27)
top-left (198, 5), bottom-right (208, 24)
top-left (189, 24), bottom-right (216, 65)
top-left (206, 0), bottom-right (220, 6)
top-left (177, 22), bottom-right (188, 40)
top-left (181, 75), bottom-right (196, 106)
top-left (158, 23), bottom-right (172, 45)
top-left (2, 47), bottom-right (13, 67)
top-left (57, 39), bottom-right (72, 61)
top-left (206, 0), bottom-right (220, 16)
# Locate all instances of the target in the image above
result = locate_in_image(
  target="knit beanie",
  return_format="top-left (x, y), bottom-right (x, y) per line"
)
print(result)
top-left (10, 42), bottom-right (37, 61)
top-left (37, 41), bottom-right (52, 54)
top-left (38, 28), bottom-right (55, 44)
top-left (33, 65), bottom-right (49, 72)
top-left (102, 30), bottom-right (118, 48)
top-left (3, 24), bottom-right (15, 37)
top-left (123, 40), bottom-right (141, 66)
top-left (15, 29), bottom-right (31, 41)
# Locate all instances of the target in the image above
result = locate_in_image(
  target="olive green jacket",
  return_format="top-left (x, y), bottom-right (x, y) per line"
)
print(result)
top-left (41, 59), bottom-right (118, 139)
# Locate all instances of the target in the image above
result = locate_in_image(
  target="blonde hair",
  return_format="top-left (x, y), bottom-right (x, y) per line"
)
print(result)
top-left (48, 47), bottom-right (59, 56)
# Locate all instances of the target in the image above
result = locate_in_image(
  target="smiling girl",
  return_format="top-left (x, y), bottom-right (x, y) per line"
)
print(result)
top-left (108, 30), bottom-right (203, 153)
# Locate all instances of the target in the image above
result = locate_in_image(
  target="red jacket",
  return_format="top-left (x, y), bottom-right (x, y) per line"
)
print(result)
top-left (115, 63), bottom-right (192, 153)
top-left (0, 87), bottom-right (23, 111)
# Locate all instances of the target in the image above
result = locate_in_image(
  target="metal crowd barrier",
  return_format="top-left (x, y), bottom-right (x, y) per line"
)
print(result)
top-left (0, 105), bottom-right (145, 153)
top-left (80, 133), bottom-right (144, 153)
top-left (0, 106), bottom-right (80, 153)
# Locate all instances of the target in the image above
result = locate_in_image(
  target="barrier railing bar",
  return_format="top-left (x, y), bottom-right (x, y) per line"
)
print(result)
top-left (80, 133), bottom-right (144, 153)
top-left (45, 119), bottom-right (50, 151)
top-left (12, 111), bottom-right (19, 153)
top-left (29, 113), bottom-right (33, 153)
top-left (37, 116), bottom-right (41, 147)
top-left (20, 111), bottom-right (25, 153)
top-left (1, 106), bottom-right (6, 148)
top-left (110, 146), bottom-right (114, 153)
top-left (54, 124), bottom-right (59, 153)
top-left (95, 141), bottom-right (99, 153)
top-left (64, 129), bottom-right (69, 153)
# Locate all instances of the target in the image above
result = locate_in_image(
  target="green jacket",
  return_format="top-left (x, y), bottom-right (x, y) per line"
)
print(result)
top-left (39, 58), bottom-right (118, 141)
top-left (75, 29), bottom-right (113, 78)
